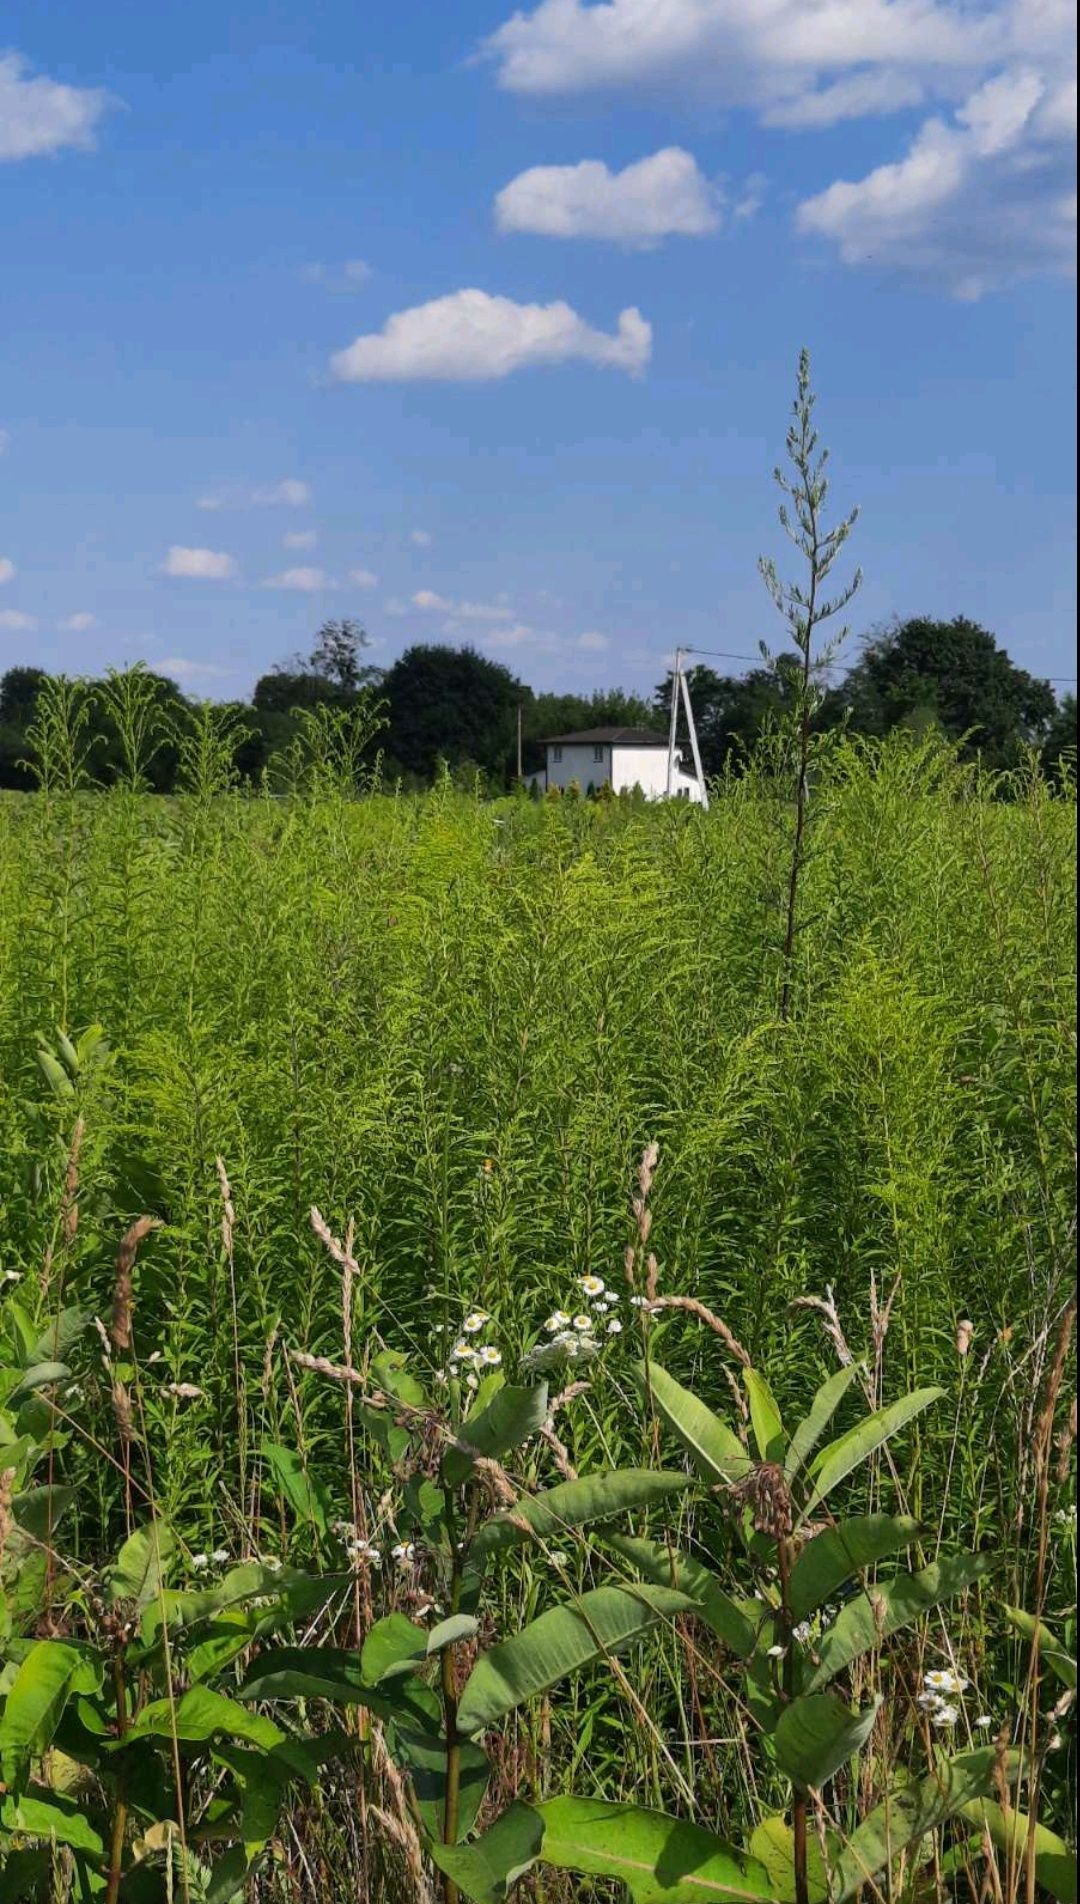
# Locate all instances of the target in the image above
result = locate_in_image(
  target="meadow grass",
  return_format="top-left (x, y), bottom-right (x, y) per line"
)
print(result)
top-left (0, 731), bottom-right (1074, 1899)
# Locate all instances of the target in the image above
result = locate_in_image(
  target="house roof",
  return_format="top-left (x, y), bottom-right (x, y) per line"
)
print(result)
top-left (541, 726), bottom-right (669, 747)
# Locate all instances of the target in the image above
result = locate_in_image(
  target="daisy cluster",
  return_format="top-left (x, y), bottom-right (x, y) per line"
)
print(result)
top-left (522, 1275), bottom-right (624, 1374)
top-left (433, 1310), bottom-right (504, 1390)
top-left (916, 1666), bottom-right (991, 1730)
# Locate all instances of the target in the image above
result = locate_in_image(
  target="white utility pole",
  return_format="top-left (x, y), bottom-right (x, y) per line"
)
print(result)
top-left (666, 646), bottom-right (709, 809)
top-left (666, 646), bottom-right (682, 798)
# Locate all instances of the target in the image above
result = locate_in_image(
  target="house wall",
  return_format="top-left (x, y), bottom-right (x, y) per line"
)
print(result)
top-left (541, 743), bottom-right (705, 803)
top-left (544, 742), bottom-right (611, 791)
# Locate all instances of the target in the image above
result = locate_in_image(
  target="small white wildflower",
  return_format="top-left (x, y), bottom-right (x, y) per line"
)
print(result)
top-left (792, 1621), bottom-right (813, 1644)
top-left (434, 1369), bottom-right (449, 1385)
top-left (572, 1314), bottom-right (594, 1333)
top-left (579, 1275), bottom-right (605, 1298)
top-left (191, 1553), bottom-right (210, 1572)
top-left (930, 1704), bottom-right (960, 1727)
top-left (391, 1542), bottom-right (416, 1565)
top-left (478, 1345), bottom-right (503, 1366)
top-left (451, 1338), bottom-right (476, 1362)
top-left (466, 1372), bottom-right (479, 1390)
top-left (767, 1644), bottom-right (786, 1658)
top-left (545, 1311), bottom-right (571, 1333)
top-left (606, 1317), bottom-right (622, 1335)
top-left (463, 1311), bottom-right (490, 1334)
top-left (211, 1549), bottom-right (229, 1566)
top-left (924, 1669), bottom-right (968, 1695)
top-left (975, 1715), bottom-right (994, 1729)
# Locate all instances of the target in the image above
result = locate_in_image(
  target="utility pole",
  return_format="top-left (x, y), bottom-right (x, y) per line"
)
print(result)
top-left (666, 647), bottom-right (682, 798)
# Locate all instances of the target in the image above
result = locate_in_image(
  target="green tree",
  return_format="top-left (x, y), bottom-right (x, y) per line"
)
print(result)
top-left (382, 645), bottom-right (529, 784)
top-left (832, 616), bottom-right (1057, 766)
top-left (1041, 691), bottom-right (1077, 780)
top-left (652, 661), bottom-right (804, 776)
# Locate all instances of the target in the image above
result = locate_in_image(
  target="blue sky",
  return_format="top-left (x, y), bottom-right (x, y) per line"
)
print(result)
top-left (1, 0), bottom-right (1076, 700)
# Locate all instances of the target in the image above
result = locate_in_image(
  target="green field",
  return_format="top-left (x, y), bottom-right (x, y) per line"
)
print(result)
top-left (0, 734), bottom-right (1075, 1902)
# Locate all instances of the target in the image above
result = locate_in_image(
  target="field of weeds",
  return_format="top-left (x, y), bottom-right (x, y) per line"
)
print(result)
top-left (0, 732), bottom-right (1074, 1904)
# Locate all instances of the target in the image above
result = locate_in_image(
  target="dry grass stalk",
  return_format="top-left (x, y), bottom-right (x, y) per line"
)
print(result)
top-left (647, 1294), bottom-right (752, 1370)
top-left (110, 1215), bottom-right (161, 1352)
top-left (790, 1286), bottom-right (854, 1367)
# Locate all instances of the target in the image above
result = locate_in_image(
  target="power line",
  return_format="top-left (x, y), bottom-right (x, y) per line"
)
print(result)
top-left (681, 644), bottom-right (1077, 685)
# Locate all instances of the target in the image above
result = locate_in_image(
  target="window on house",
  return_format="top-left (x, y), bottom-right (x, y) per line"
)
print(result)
top-left (593, 745), bottom-right (605, 763)
top-left (552, 745), bottom-right (563, 763)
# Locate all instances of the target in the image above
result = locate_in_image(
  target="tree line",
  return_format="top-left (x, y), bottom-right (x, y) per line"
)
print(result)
top-left (0, 613), bottom-right (1074, 793)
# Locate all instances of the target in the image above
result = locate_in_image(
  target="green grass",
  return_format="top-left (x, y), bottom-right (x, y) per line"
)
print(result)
top-left (0, 731), bottom-right (1074, 1898)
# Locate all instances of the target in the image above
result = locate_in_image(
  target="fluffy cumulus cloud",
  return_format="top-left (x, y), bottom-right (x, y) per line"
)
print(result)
top-left (330, 289), bottom-right (651, 381)
top-left (481, 0), bottom-right (1076, 294)
top-left (59, 612), bottom-right (97, 630)
top-left (161, 546), bottom-right (237, 580)
top-left (348, 567), bottom-right (379, 588)
top-left (495, 147), bottom-right (720, 243)
top-left (0, 51), bottom-right (112, 161)
top-left (283, 529), bottom-right (318, 549)
top-left (0, 557), bottom-right (15, 584)
top-left (159, 655), bottom-right (236, 682)
top-left (797, 68), bottom-right (1076, 294)
top-left (264, 566), bottom-right (329, 591)
top-left (0, 608), bottom-right (36, 631)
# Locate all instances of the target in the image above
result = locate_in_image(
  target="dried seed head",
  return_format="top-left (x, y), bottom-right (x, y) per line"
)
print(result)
top-left (111, 1216), bottom-right (160, 1351)
top-left (111, 1380), bottom-right (134, 1443)
top-left (956, 1318), bottom-right (974, 1357)
top-left (733, 1462), bottom-right (793, 1540)
top-left (638, 1141), bottom-right (659, 1202)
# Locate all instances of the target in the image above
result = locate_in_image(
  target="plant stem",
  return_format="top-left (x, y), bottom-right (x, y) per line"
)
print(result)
top-left (105, 1654), bottom-right (129, 1904)
top-left (777, 1533), bottom-right (810, 1904)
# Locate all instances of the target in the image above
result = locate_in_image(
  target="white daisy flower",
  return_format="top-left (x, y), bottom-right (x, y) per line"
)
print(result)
top-left (924, 1669), bottom-right (968, 1695)
top-left (579, 1275), bottom-right (606, 1297)
top-left (211, 1549), bottom-right (229, 1566)
top-left (930, 1704), bottom-right (960, 1727)
top-left (606, 1318), bottom-right (623, 1335)
top-left (463, 1311), bottom-right (490, 1334)
top-left (191, 1553), bottom-right (210, 1572)
top-left (572, 1315), bottom-right (594, 1333)
top-left (479, 1345), bottom-right (503, 1366)
top-left (545, 1311), bottom-right (571, 1333)
top-left (975, 1715), bottom-right (994, 1729)
top-left (451, 1338), bottom-right (475, 1361)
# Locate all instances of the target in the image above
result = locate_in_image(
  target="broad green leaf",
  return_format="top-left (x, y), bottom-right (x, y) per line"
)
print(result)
top-left (371, 1347), bottom-right (429, 1411)
top-left (141, 1561), bottom-right (344, 1644)
top-left (108, 1519), bottom-right (176, 1607)
top-left (261, 1441), bottom-right (330, 1535)
top-left (0, 1791), bottom-right (104, 1856)
top-left (457, 1585), bottom-right (692, 1735)
top-left (0, 1642), bottom-right (90, 1782)
top-left (427, 1613), bottom-right (479, 1653)
top-left (804, 1388), bottom-right (942, 1514)
top-left (393, 1726), bottom-right (490, 1844)
top-left (472, 1470), bottom-right (690, 1560)
top-left (784, 1367), bottom-right (858, 1481)
top-left (603, 1534), bottom-right (758, 1657)
top-left (186, 1610), bottom-right (263, 1683)
top-left (124, 1685), bottom-right (284, 1749)
top-left (958, 1799), bottom-right (1077, 1904)
top-left (361, 1612), bottom-right (428, 1683)
top-left (536, 1797), bottom-right (779, 1902)
top-left (744, 1370), bottom-right (786, 1461)
top-left (789, 1514), bottom-right (922, 1623)
top-left (749, 1817), bottom-right (831, 1904)
top-left (773, 1692), bottom-right (881, 1789)
top-left (831, 1749), bottom-right (1015, 1902)
top-left (239, 1646), bottom-right (371, 1706)
top-left (8, 1362), bottom-right (70, 1403)
top-left (1005, 1607), bottom-right (1077, 1690)
top-left (429, 1801), bottom-right (544, 1902)
top-left (805, 1552), bottom-right (993, 1693)
top-left (36, 1049), bottom-right (74, 1099)
top-left (443, 1383), bottom-right (549, 1487)
top-left (633, 1363), bottom-right (750, 1485)
top-left (205, 1844), bottom-right (249, 1904)
top-left (29, 1308), bottom-right (89, 1365)
top-left (9, 1485), bottom-right (76, 1549)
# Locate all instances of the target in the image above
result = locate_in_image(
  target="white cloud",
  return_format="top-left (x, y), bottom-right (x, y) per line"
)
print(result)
top-left (159, 655), bottom-right (236, 682)
top-left (330, 289), bottom-right (651, 381)
top-left (283, 529), bottom-right (318, 549)
top-left (264, 566), bottom-right (330, 591)
top-left (412, 589), bottom-right (514, 622)
top-left (482, 622), bottom-right (536, 648)
top-left (197, 478), bottom-right (311, 510)
top-left (0, 608), bottom-right (36, 631)
top-left (797, 69), bottom-right (1076, 294)
top-left (577, 630), bottom-right (610, 650)
top-left (162, 546), bottom-right (237, 580)
top-left (495, 147), bottom-right (720, 244)
top-left (0, 51), bottom-right (112, 161)
top-left (348, 567), bottom-right (379, 588)
top-left (481, 0), bottom-right (1075, 293)
top-left (303, 259), bottom-right (372, 288)
top-left (410, 529), bottom-right (432, 546)
top-left (0, 557), bottom-right (15, 584)
top-left (59, 611), bottom-right (97, 631)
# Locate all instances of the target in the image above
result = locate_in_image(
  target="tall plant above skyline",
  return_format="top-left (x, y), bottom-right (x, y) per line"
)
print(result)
top-left (759, 348), bottom-right (862, 1016)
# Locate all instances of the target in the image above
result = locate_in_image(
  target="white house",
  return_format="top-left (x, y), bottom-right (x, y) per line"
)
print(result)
top-left (535, 727), bottom-right (706, 802)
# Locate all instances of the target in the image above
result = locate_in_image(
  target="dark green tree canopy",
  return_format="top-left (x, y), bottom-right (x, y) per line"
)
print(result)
top-left (382, 645), bottom-right (529, 783)
top-left (831, 616), bottom-right (1058, 766)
